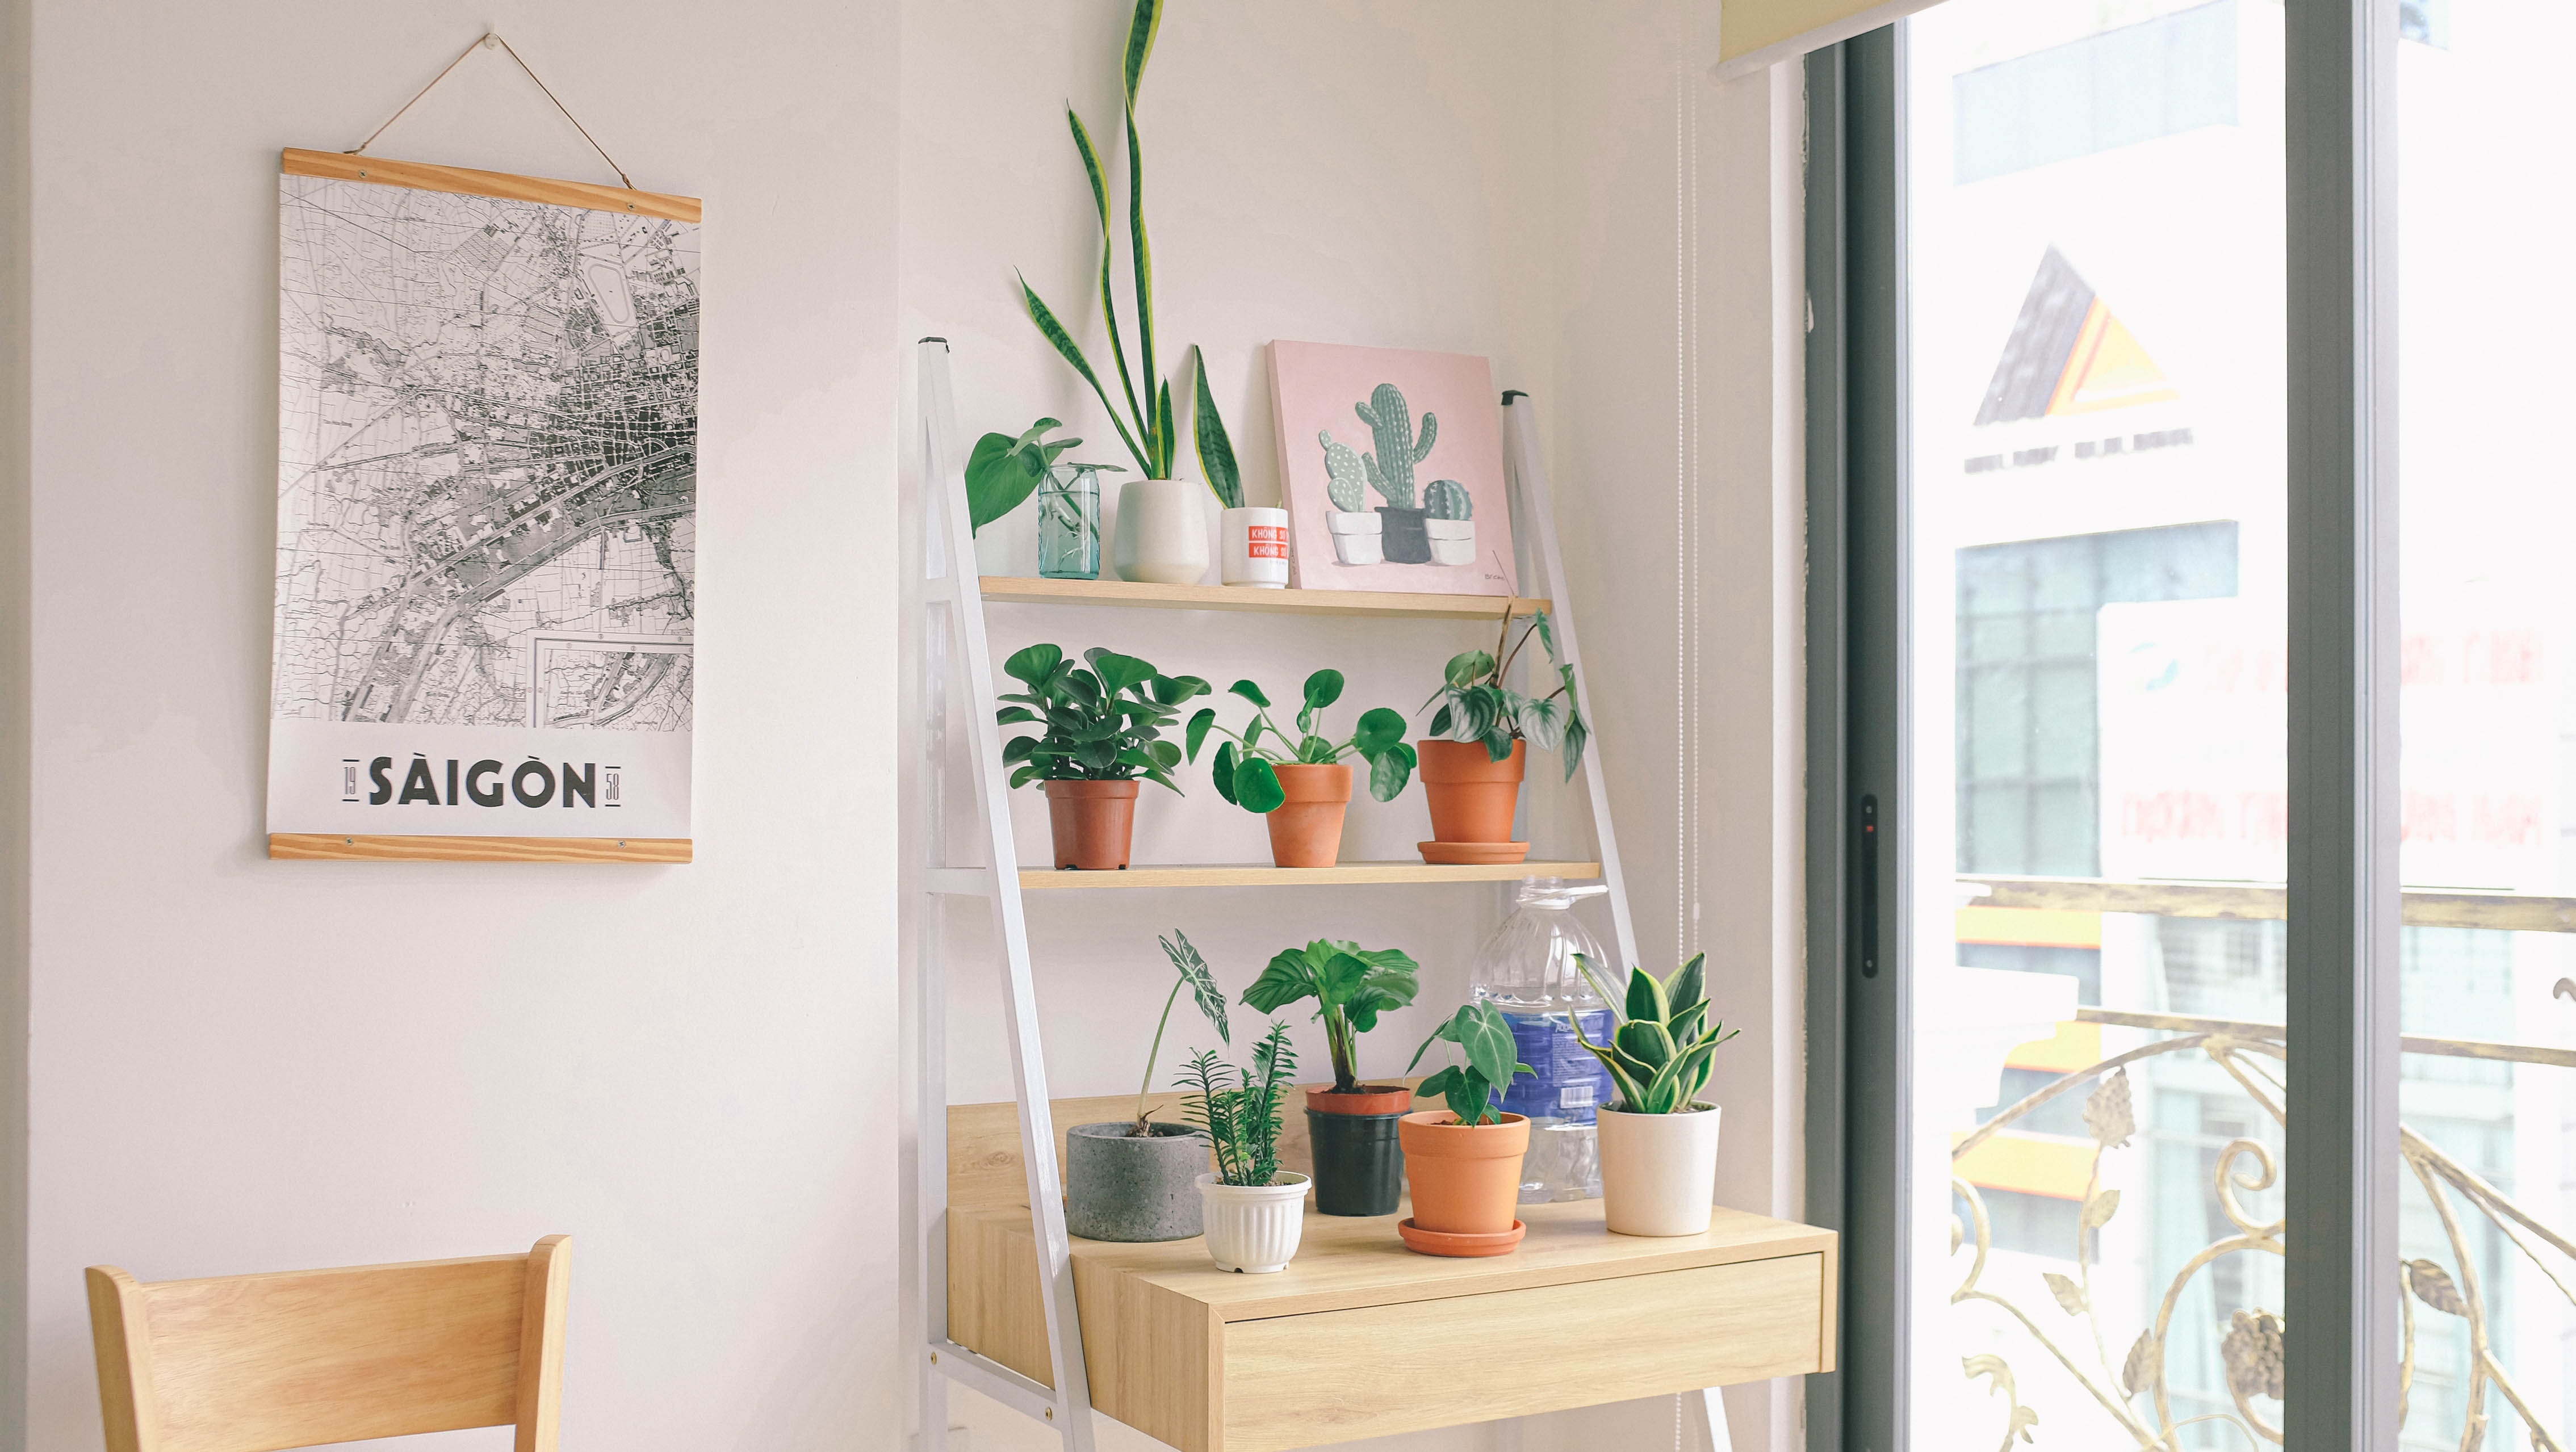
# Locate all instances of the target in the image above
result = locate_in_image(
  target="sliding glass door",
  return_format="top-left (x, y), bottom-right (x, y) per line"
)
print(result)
top-left (1806, 1), bottom-right (2576, 1447)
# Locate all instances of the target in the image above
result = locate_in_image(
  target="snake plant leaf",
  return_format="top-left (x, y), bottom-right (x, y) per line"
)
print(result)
top-left (1191, 345), bottom-right (1242, 509)
top-left (1129, 133), bottom-right (1159, 472)
top-left (1067, 108), bottom-right (1147, 449)
top-left (1122, 0), bottom-right (1161, 100)
top-left (1624, 967), bottom-right (1669, 1027)
top-left (1004, 643), bottom-right (1065, 685)
top-left (1185, 708), bottom-right (1217, 761)
top-left (1234, 756), bottom-right (1285, 813)
top-left (1161, 929), bottom-right (1230, 1046)
top-left (1020, 274), bottom-right (1149, 473)
top-left (1155, 378), bottom-right (1174, 476)
top-left (1210, 740), bottom-right (1239, 804)
top-left (1367, 740), bottom-right (1415, 802)
top-left (1229, 679), bottom-right (1270, 708)
top-left (1615, 1019), bottom-right (1676, 1071)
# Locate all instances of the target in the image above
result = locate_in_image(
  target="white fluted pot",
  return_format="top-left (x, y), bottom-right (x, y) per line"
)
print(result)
top-left (1196, 1172), bottom-right (1309, 1273)
top-left (1596, 1102), bottom-right (1723, 1236)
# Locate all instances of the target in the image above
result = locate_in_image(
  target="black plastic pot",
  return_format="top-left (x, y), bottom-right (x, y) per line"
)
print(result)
top-left (1306, 1107), bottom-right (1406, 1216)
top-left (1376, 506), bottom-right (1432, 564)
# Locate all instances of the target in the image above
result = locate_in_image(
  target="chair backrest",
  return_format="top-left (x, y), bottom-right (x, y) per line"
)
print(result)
top-left (86, 1234), bottom-right (570, 1452)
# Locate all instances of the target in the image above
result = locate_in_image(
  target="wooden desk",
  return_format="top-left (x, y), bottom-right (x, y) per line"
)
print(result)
top-left (946, 1096), bottom-right (1837, 1452)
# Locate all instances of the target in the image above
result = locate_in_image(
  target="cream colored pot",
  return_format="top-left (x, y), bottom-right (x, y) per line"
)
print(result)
top-left (1595, 1102), bottom-right (1722, 1236)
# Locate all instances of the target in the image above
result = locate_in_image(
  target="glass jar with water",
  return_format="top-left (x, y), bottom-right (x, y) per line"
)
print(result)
top-left (1468, 876), bottom-right (1616, 1203)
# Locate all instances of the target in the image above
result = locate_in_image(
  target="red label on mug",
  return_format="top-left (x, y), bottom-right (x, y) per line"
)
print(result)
top-left (1249, 524), bottom-right (1289, 559)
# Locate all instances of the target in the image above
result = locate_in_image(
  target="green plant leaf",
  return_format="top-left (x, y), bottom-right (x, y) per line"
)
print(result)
top-left (1001, 736), bottom-right (1037, 764)
top-left (1234, 756), bottom-right (1285, 813)
top-left (1161, 929), bottom-right (1230, 1046)
top-left (1427, 703), bottom-right (1454, 737)
top-left (1624, 968), bottom-right (1668, 1026)
top-left (1211, 740), bottom-right (1239, 804)
top-left (1019, 275), bottom-right (1148, 474)
top-left (1003, 643), bottom-right (1064, 686)
top-left (1185, 708), bottom-right (1217, 761)
top-left (1353, 707), bottom-right (1406, 757)
top-left (1084, 648), bottom-right (1158, 696)
top-left (1446, 650), bottom-right (1495, 689)
top-left (1122, 0), bottom-right (1161, 99)
top-left (1304, 670), bottom-right (1345, 713)
top-left (1242, 952), bottom-right (1318, 1014)
top-left (1556, 668), bottom-right (1589, 781)
top-left (1367, 740), bottom-right (1415, 801)
top-left (995, 706), bottom-right (1040, 725)
top-left (1152, 674), bottom-right (1210, 706)
top-left (1532, 610), bottom-right (1557, 662)
top-left (1615, 1019), bottom-right (1677, 1071)
top-left (1454, 1002), bottom-right (1517, 1092)
top-left (1191, 345), bottom-right (1242, 509)
top-left (1666, 954), bottom-right (1707, 1018)
top-left (1065, 108), bottom-right (1149, 456)
top-left (1229, 679), bottom-right (1270, 708)
top-left (965, 431), bottom-right (1045, 534)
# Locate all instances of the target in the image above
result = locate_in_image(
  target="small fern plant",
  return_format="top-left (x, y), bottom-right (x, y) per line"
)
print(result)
top-left (1176, 1021), bottom-right (1299, 1186)
top-left (1568, 952), bottom-right (1739, 1114)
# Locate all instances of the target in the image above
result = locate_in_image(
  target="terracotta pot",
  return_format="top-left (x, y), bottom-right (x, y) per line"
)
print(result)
top-left (1305, 1085), bottom-right (1415, 1116)
top-left (1417, 738), bottom-right (1526, 843)
top-left (1264, 763), bottom-right (1352, 868)
top-left (1398, 1110), bottom-right (1530, 1238)
top-left (1042, 779), bottom-right (1138, 870)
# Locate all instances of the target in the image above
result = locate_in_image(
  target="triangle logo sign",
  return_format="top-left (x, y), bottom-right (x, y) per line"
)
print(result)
top-left (1975, 247), bottom-right (2179, 426)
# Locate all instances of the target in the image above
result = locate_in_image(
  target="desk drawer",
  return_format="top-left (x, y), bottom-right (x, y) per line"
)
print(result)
top-left (1220, 1252), bottom-right (1827, 1451)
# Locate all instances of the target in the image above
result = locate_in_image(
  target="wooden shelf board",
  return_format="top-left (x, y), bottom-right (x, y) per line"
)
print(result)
top-left (1016, 860), bottom-right (1602, 890)
top-left (979, 576), bottom-right (1549, 620)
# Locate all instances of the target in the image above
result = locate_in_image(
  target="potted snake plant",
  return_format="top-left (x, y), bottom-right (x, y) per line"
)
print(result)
top-left (998, 644), bottom-right (1209, 869)
top-left (1185, 670), bottom-right (1414, 868)
top-left (1065, 931), bottom-right (1230, 1242)
top-left (1570, 952), bottom-right (1739, 1236)
top-left (1413, 605), bottom-right (1591, 865)
top-left (1177, 1019), bottom-right (1308, 1273)
top-left (1241, 939), bottom-right (1420, 1216)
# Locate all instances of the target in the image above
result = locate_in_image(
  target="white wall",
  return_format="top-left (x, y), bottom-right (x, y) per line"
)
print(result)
top-left (5, 2), bottom-right (1804, 1450)
top-left (16, 2), bottom-right (902, 1449)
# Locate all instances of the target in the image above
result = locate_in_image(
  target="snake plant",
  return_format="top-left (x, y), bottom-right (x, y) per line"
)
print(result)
top-left (1016, 0), bottom-right (1241, 507)
top-left (1568, 952), bottom-right (1738, 1114)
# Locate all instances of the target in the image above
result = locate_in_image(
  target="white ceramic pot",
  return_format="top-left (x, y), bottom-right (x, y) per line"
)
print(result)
top-left (1595, 1102), bottom-right (1722, 1236)
top-left (1113, 477), bottom-right (1213, 585)
top-left (1196, 1171), bottom-right (1309, 1273)
top-left (1325, 510), bottom-right (1383, 566)
top-left (1424, 518), bottom-right (1476, 566)
top-left (1222, 506), bottom-right (1291, 588)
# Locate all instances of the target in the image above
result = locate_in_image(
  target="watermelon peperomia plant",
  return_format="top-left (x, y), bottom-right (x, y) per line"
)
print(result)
top-left (1568, 952), bottom-right (1739, 1115)
top-left (1184, 670), bottom-right (1415, 812)
top-left (1421, 603), bottom-right (1591, 781)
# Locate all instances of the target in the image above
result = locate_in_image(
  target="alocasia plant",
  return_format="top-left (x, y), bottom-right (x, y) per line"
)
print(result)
top-left (1405, 1000), bottom-right (1536, 1127)
top-left (1239, 939), bottom-right (1419, 1093)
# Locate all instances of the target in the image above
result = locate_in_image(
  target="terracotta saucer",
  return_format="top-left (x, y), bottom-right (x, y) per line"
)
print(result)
top-left (1396, 1217), bottom-right (1527, 1257)
top-left (1417, 840), bottom-right (1532, 866)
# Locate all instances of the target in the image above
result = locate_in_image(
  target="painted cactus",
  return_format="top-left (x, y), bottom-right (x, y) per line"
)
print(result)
top-left (1355, 384), bottom-right (1436, 510)
top-left (1424, 479), bottom-right (1472, 521)
top-left (1320, 430), bottom-right (1369, 513)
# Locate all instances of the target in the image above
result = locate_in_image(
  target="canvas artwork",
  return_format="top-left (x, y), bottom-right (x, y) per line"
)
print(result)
top-left (1270, 341), bottom-right (1518, 595)
top-left (267, 150), bottom-right (701, 855)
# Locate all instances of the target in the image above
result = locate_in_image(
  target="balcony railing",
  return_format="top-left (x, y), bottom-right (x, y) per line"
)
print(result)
top-left (1945, 876), bottom-right (2576, 1450)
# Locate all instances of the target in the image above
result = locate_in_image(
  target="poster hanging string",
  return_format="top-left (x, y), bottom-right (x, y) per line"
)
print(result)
top-left (345, 32), bottom-right (636, 191)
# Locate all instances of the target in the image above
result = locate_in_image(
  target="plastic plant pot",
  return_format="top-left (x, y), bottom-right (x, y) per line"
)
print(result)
top-left (1304, 1085), bottom-right (1411, 1217)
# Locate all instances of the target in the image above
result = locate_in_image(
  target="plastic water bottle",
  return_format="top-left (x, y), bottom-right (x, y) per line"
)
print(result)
top-left (1469, 877), bottom-right (1616, 1203)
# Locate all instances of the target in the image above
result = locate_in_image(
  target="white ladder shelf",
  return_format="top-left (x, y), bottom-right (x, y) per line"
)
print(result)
top-left (910, 338), bottom-right (1738, 1452)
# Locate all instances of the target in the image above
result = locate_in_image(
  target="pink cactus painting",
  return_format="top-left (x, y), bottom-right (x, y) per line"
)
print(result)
top-left (1268, 340), bottom-right (1518, 595)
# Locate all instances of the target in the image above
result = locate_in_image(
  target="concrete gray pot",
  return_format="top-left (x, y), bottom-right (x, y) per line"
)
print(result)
top-left (1065, 1121), bottom-right (1208, 1241)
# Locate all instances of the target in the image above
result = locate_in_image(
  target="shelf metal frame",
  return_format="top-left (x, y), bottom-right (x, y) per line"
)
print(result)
top-left (910, 341), bottom-right (1729, 1450)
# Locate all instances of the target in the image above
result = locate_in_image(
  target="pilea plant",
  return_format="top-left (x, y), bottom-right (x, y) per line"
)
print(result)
top-left (1405, 1000), bottom-right (1536, 1126)
top-left (1355, 384), bottom-right (1434, 510)
top-left (1184, 670), bottom-right (1416, 811)
top-left (1177, 1021), bottom-right (1299, 1187)
top-left (1241, 940), bottom-right (1419, 1094)
top-left (998, 644), bottom-right (1209, 790)
top-left (1016, 0), bottom-right (1241, 507)
top-left (1133, 930), bottom-right (1229, 1135)
top-left (1569, 952), bottom-right (1739, 1114)
top-left (1422, 604), bottom-right (1592, 779)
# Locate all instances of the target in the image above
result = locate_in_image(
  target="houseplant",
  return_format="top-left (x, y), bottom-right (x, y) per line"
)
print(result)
top-left (1396, 1000), bottom-right (1537, 1256)
top-left (1242, 939), bottom-right (1421, 1215)
top-left (1019, 0), bottom-right (1250, 586)
top-left (1569, 952), bottom-right (1740, 1236)
top-left (1177, 1020), bottom-right (1309, 1273)
top-left (1066, 931), bottom-right (1231, 1242)
top-left (1184, 671), bottom-right (1416, 867)
top-left (997, 643), bottom-right (1209, 869)
top-left (1413, 606), bottom-right (1593, 865)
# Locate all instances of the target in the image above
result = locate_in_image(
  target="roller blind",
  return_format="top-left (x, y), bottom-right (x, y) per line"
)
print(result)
top-left (1714, 0), bottom-right (1947, 79)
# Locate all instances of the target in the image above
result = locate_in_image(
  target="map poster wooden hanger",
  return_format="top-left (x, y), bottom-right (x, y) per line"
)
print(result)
top-left (266, 35), bottom-right (701, 864)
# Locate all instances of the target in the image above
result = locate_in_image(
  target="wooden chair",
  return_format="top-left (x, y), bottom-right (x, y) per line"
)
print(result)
top-left (85, 1235), bottom-right (571, 1452)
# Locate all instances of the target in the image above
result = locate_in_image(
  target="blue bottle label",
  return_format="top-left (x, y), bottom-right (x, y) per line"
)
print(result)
top-left (1497, 1009), bottom-right (1615, 1126)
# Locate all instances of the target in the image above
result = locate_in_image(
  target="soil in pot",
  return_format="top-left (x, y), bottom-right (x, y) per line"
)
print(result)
top-left (1265, 762), bottom-right (1352, 868)
top-left (1305, 1085), bottom-right (1411, 1217)
top-left (1042, 779), bottom-right (1139, 869)
top-left (1376, 505), bottom-right (1432, 564)
top-left (1398, 1110), bottom-right (1531, 1247)
top-left (1417, 738), bottom-right (1527, 845)
top-left (1065, 1121), bottom-right (1208, 1241)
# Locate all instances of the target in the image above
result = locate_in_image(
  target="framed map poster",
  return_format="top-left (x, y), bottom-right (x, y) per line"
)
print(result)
top-left (266, 150), bottom-right (701, 862)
